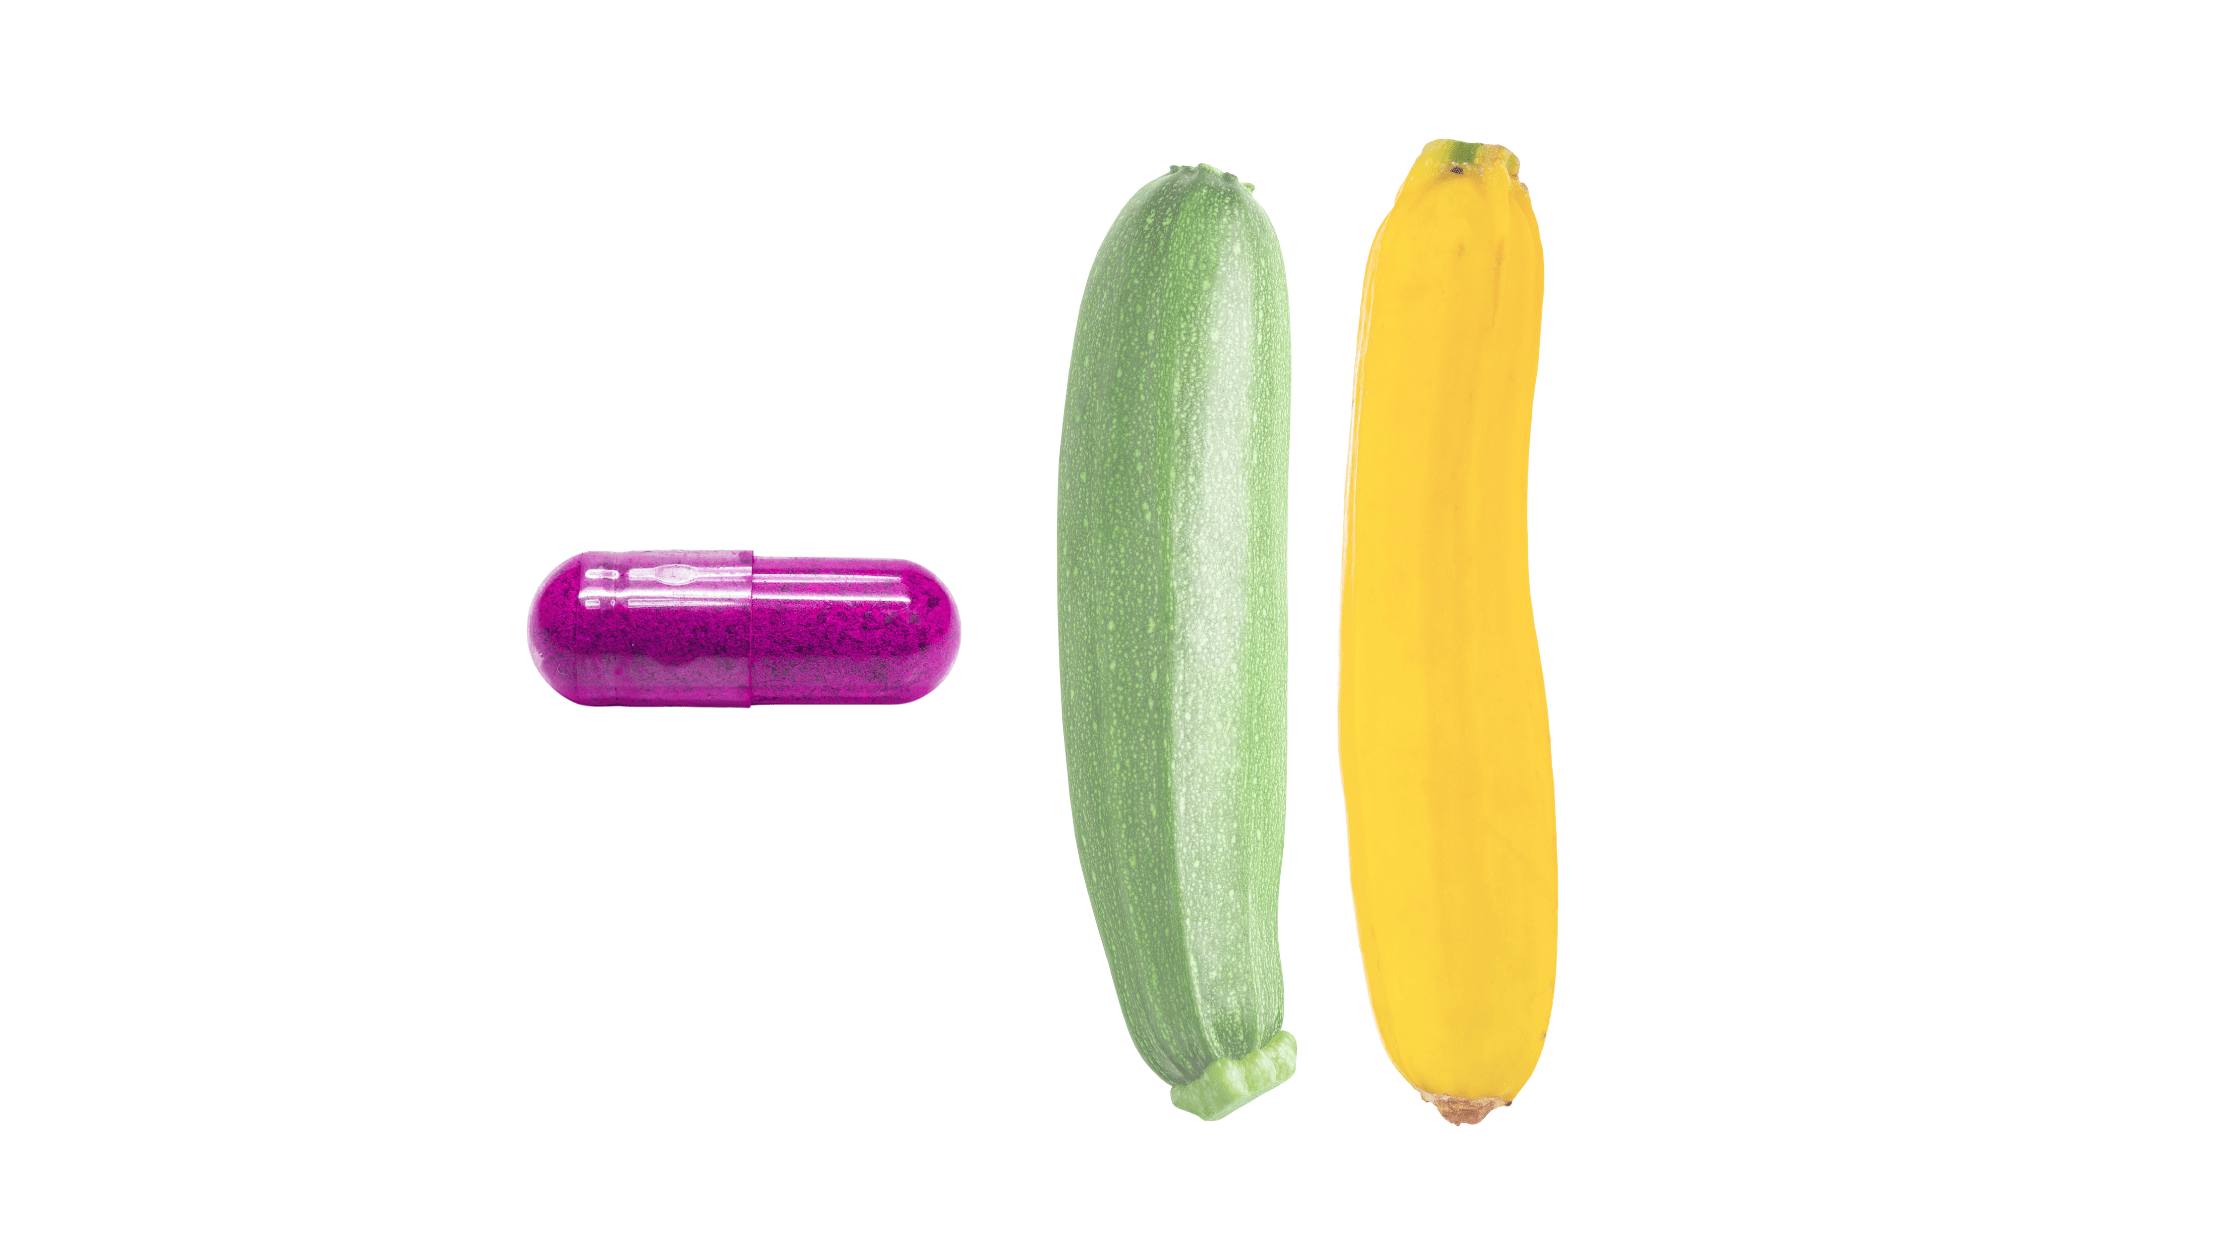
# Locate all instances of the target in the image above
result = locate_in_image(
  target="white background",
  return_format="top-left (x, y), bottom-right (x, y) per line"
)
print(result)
top-left (3, 2), bottom-right (2233, 1255)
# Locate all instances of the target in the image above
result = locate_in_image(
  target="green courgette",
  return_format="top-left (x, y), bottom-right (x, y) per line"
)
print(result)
top-left (1056, 163), bottom-right (1293, 1120)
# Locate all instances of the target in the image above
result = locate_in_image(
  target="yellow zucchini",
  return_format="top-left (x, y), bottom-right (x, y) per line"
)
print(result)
top-left (1338, 139), bottom-right (1556, 1125)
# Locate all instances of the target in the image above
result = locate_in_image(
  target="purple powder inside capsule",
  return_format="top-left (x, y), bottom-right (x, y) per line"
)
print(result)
top-left (529, 551), bottom-right (960, 707)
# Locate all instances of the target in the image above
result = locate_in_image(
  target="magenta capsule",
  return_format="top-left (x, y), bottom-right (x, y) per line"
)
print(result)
top-left (529, 551), bottom-right (960, 707)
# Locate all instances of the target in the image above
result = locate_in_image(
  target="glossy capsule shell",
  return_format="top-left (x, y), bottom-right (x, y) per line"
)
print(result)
top-left (529, 551), bottom-right (960, 706)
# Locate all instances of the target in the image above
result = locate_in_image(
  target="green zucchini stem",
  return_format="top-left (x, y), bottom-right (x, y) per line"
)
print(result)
top-left (1169, 1030), bottom-right (1297, 1121)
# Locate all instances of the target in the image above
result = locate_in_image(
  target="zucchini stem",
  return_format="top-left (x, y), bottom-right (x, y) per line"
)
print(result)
top-left (1169, 1030), bottom-right (1297, 1120)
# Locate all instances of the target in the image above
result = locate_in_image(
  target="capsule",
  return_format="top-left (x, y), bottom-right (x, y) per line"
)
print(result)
top-left (529, 551), bottom-right (960, 706)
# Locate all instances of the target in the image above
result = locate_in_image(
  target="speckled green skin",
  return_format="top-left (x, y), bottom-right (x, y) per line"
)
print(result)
top-left (1056, 164), bottom-right (1291, 1110)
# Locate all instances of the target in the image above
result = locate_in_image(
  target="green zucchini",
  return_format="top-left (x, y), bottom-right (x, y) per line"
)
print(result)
top-left (1056, 163), bottom-right (1292, 1120)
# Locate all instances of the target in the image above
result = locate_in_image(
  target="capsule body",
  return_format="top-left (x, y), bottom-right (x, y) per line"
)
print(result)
top-left (529, 551), bottom-right (960, 706)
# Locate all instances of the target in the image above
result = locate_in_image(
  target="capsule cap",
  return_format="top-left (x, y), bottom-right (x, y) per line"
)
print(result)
top-left (529, 551), bottom-right (960, 707)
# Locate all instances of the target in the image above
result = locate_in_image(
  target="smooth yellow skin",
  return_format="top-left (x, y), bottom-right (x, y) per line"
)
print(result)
top-left (1339, 140), bottom-right (1555, 1106)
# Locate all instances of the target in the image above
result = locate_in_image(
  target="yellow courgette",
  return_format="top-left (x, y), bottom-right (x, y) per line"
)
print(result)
top-left (1339, 139), bottom-right (1556, 1125)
